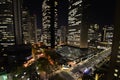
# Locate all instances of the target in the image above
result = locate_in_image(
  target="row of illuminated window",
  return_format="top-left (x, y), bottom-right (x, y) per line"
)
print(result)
top-left (0, 17), bottom-right (12, 20)
top-left (0, 39), bottom-right (15, 42)
top-left (0, 0), bottom-right (12, 3)
top-left (4, 9), bottom-right (11, 12)
top-left (0, 0), bottom-right (12, 4)
top-left (68, 17), bottom-right (81, 22)
top-left (22, 11), bottom-right (28, 15)
top-left (69, 29), bottom-right (81, 32)
top-left (0, 21), bottom-right (13, 24)
top-left (2, 34), bottom-right (14, 38)
top-left (0, 14), bottom-right (13, 17)
top-left (42, 11), bottom-right (57, 17)
top-left (0, 1), bottom-right (6, 4)
top-left (0, 26), bottom-right (8, 28)
top-left (67, 41), bottom-right (80, 46)
top-left (69, 14), bottom-right (81, 18)
top-left (68, 17), bottom-right (76, 21)
top-left (68, 32), bottom-right (80, 35)
top-left (7, 0), bottom-right (12, 3)
top-left (68, 29), bottom-right (76, 32)
top-left (67, 36), bottom-right (80, 40)
top-left (72, 0), bottom-right (82, 6)
top-left (1, 36), bottom-right (14, 39)
top-left (69, 21), bottom-right (81, 26)
top-left (0, 33), bottom-right (14, 38)
top-left (42, 22), bottom-right (58, 28)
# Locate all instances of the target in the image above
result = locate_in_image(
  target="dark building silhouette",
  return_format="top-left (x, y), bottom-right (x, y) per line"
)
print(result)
top-left (13, 0), bottom-right (23, 45)
top-left (107, 0), bottom-right (120, 79)
top-left (1, 44), bottom-right (32, 72)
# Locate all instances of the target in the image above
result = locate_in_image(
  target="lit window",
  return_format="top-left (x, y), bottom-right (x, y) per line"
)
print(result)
top-left (3, 2), bottom-right (6, 4)
top-left (116, 60), bottom-right (120, 63)
top-left (117, 55), bottom-right (120, 59)
top-left (114, 73), bottom-right (118, 77)
top-left (55, 1), bottom-right (58, 6)
top-left (118, 51), bottom-right (120, 54)
top-left (115, 69), bottom-right (119, 72)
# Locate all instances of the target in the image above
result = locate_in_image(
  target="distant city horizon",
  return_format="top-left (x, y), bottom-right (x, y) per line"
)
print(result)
top-left (0, 0), bottom-right (119, 80)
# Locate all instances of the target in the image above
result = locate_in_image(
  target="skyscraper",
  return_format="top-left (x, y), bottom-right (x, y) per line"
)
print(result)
top-left (13, 0), bottom-right (23, 45)
top-left (59, 26), bottom-right (67, 45)
top-left (107, 0), bottom-right (120, 79)
top-left (42, 0), bottom-right (58, 48)
top-left (102, 25), bottom-right (114, 43)
top-left (22, 10), bottom-right (38, 44)
top-left (88, 24), bottom-right (101, 48)
top-left (67, 0), bottom-right (88, 49)
top-left (0, 0), bottom-right (15, 47)
top-left (0, 0), bottom-right (23, 47)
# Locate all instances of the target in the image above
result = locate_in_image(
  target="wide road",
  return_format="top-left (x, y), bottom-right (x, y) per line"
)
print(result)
top-left (57, 48), bottom-right (111, 80)
top-left (71, 48), bottom-right (111, 79)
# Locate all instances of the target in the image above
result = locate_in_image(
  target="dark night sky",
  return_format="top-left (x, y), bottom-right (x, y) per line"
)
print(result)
top-left (23, 0), bottom-right (116, 27)
top-left (89, 0), bottom-right (116, 24)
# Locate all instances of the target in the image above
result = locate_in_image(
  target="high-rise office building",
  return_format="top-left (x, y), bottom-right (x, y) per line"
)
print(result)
top-left (0, 0), bottom-right (23, 47)
top-left (0, 0), bottom-right (15, 47)
top-left (22, 10), bottom-right (30, 44)
top-left (13, 0), bottom-right (23, 45)
top-left (107, 22), bottom-right (120, 80)
top-left (36, 28), bottom-right (41, 42)
top-left (107, 0), bottom-right (120, 79)
top-left (88, 24), bottom-right (101, 48)
top-left (28, 15), bottom-right (38, 43)
top-left (67, 0), bottom-right (88, 48)
top-left (102, 25), bottom-right (114, 43)
top-left (22, 10), bottom-right (38, 44)
top-left (59, 26), bottom-right (67, 45)
top-left (42, 0), bottom-right (58, 47)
